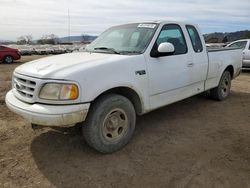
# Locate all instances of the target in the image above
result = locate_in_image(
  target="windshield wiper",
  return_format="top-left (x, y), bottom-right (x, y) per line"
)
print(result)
top-left (94, 47), bottom-right (120, 54)
top-left (118, 50), bottom-right (141, 55)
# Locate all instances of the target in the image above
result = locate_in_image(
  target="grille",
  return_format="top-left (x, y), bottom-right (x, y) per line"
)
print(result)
top-left (13, 76), bottom-right (36, 99)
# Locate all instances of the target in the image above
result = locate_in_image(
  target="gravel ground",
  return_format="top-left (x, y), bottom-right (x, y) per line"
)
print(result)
top-left (0, 56), bottom-right (249, 188)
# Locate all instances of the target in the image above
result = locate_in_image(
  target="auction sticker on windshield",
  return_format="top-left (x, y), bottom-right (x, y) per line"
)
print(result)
top-left (137, 23), bottom-right (156, 29)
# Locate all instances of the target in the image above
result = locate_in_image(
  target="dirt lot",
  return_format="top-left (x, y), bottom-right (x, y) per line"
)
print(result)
top-left (0, 56), bottom-right (250, 188)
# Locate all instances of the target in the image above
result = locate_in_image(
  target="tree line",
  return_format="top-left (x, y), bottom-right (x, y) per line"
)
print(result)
top-left (16, 34), bottom-right (93, 45)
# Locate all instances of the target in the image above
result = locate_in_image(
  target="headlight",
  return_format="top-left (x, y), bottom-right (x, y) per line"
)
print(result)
top-left (39, 83), bottom-right (79, 100)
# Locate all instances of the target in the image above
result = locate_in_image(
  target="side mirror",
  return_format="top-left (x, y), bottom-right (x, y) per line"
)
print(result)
top-left (151, 42), bottom-right (175, 58)
top-left (158, 42), bottom-right (175, 53)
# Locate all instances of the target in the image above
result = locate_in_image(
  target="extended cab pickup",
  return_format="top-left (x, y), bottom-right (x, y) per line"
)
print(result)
top-left (5, 21), bottom-right (242, 153)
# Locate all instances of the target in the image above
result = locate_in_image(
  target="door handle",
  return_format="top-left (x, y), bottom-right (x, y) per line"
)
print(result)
top-left (187, 63), bottom-right (194, 67)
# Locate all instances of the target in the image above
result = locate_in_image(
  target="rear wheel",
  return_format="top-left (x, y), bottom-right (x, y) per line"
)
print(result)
top-left (210, 71), bottom-right (231, 101)
top-left (82, 94), bottom-right (136, 153)
top-left (3, 56), bottom-right (14, 64)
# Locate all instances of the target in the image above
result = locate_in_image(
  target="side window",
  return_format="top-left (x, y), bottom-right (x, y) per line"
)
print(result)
top-left (186, 25), bottom-right (203, 53)
top-left (156, 24), bottom-right (187, 55)
top-left (228, 41), bottom-right (247, 49)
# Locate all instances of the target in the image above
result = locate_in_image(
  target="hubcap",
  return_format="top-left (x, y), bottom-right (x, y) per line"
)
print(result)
top-left (5, 56), bottom-right (13, 63)
top-left (102, 108), bottom-right (128, 142)
top-left (221, 76), bottom-right (230, 97)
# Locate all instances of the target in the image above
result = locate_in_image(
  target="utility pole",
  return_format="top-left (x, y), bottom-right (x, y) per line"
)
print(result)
top-left (68, 9), bottom-right (71, 43)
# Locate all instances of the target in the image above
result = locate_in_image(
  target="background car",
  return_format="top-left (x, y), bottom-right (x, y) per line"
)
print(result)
top-left (0, 45), bottom-right (21, 63)
top-left (18, 45), bottom-right (36, 56)
top-left (34, 46), bottom-right (54, 55)
top-left (52, 45), bottom-right (66, 54)
top-left (227, 39), bottom-right (250, 68)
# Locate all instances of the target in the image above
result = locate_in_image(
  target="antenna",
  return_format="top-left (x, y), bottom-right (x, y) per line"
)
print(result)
top-left (68, 9), bottom-right (70, 43)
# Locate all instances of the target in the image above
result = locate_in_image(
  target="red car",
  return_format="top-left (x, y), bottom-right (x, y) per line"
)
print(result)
top-left (0, 46), bottom-right (21, 63)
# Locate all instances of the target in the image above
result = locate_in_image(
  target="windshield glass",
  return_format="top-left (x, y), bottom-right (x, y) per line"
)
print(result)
top-left (86, 23), bottom-right (158, 54)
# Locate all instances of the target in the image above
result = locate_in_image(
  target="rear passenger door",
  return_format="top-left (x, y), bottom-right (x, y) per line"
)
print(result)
top-left (185, 25), bottom-right (208, 84)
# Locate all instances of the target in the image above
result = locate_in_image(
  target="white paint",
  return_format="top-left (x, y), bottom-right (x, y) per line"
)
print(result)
top-left (5, 90), bottom-right (89, 126)
top-left (6, 21), bottom-right (242, 127)
top-left (158, 42), bottom-right (175, 53)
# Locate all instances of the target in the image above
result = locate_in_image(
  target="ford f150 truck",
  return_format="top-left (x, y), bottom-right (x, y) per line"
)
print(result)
top-left (5, 21), bottom-right (242, 153)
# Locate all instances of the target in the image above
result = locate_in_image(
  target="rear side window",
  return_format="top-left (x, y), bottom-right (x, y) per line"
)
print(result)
top-left (228, 41), bottom-right (247, 49)
top-left (156, 24), bottom-right (187, 55)
top-left (186, 25), bottom-right (203, 53)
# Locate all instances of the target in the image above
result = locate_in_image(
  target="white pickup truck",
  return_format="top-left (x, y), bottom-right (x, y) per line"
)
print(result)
top-left (6, 21), bottom-right (242, 153)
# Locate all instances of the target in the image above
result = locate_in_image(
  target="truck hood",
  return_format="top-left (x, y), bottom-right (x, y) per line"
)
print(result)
top-left (15, 52), bottom-right (125, 79)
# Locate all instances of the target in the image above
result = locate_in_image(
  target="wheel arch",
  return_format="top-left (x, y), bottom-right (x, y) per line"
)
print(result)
top-left (224, 65), bottom-right (234, 79)
top-left (92, 86), bottom-right (144, 115)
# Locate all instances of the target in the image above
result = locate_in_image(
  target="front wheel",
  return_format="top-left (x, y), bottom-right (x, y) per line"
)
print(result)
top-left (82, 94), bottom-right (136, 153)
top-left (3, 56), bottom-right (14, 64)
top-left (210, 71), bottom-right (231, 101)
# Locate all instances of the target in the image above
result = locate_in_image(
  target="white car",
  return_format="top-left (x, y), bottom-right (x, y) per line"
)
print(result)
top-left (227, 39), bottom-right (250, 68)
top-left (34, 46), bottom-right (54, 55)
top-left (6, 21), bottom-right (242, 153)
top-left (52, 46), bottom-right (66, 54)
top-left (18, 46), bottom-right (36, 55)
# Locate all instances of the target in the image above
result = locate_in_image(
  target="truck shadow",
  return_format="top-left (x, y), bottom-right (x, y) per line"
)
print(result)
top-left (30, 91), bottom-right (250, 187)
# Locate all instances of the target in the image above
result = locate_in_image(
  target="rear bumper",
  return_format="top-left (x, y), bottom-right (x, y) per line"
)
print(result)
top-left (5, 90), bottom-right (90, 127)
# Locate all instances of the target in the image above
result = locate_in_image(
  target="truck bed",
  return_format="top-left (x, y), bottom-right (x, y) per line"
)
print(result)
top-left (205, 47), bottom-right (242, 90)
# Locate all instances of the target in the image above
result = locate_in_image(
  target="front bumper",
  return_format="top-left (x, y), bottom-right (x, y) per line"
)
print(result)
top-left (243, 60), bottom-right (250, 68)
top-left (5, 90), bottom-right (90, 127)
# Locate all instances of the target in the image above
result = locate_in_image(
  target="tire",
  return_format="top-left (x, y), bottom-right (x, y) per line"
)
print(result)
top-left (3, 56), bottom-right (14, 64)
top-left (210, 71), bottom-right (231, 101)
top-left (82, 94), bottom-right (136, 153)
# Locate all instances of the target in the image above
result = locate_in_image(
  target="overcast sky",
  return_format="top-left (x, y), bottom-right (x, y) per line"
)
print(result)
top-left (0, 0), bottom-right (249, 40)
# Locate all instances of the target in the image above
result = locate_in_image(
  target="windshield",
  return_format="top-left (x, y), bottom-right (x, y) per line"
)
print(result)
top-left (86, 23), bottom-right (158, 54)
